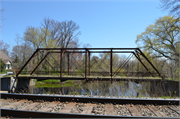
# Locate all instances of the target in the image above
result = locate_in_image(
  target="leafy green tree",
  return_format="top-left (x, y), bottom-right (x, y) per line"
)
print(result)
top-left (136, 16), bottom-right (180, 63)
top-left (24, 27), bottom-right (56, 50)
top-left (0, 59), bottom-right (5, 72)
top-left (136, 15), bottom-right (180, 80)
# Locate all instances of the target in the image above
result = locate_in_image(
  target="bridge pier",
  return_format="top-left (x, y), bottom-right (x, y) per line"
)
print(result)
top-left (15, 77), bottom-right (35, 92)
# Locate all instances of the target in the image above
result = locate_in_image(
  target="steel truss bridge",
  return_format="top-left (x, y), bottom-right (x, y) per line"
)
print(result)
top-left (16, 48), bottom-right (164, 82)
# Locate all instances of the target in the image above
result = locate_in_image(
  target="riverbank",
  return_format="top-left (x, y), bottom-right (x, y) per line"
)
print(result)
top-left (35, 79), bottom-right (85, 88)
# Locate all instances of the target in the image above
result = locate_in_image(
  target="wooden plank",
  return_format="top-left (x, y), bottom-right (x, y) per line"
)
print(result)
top-left (147, 105), bottom-right (167, 117)
top-left (105, 104), bottom-right (114, 115)
top-left (168, 106), bottom-right (180, 114)
top-left (126, 105), bottom-right (141, 116)
top-left (81, 103), bottom-right (95, 114)
top-left (20, 102), bottom-right (40, 111)
top-left (59, 103), bottom-right (76, 113)
top-left (1, 100), bottom-right (26, 109)
top-left (38, 102), bottom-right (59, 112)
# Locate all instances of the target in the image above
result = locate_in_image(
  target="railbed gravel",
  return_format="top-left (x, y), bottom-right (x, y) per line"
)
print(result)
top-left (70, 103), bottom-right (85, 113)
top-left (48, 102), bottom-right (65, 112)
top-left (155, 105), bottom-right (180, 117)
top-left (10, 100), bottom-right (33, 110)
top-left (0, 99), bottom-right (17, 108)
top-left (114, 104), bottom-right (131, 116)
top-left (30, 101), bottom-right (49, 111)
top-left (136, 104), bottom-right (157, 117)
top-left (92, 103), bottom-right (105, 115)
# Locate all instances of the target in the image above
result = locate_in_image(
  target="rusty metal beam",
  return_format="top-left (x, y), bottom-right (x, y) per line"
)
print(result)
top-left (133, 52), bottom-right (154, 77)
top-left (49, 52), bottom-right (60, 67)
top-left (45, 51), bottom-right (134, 53)
top-left (60, 50), bottom-right (63, 78)
top-left (85, 49), bottom-right (88, 79)
top-left (110, 49), bottom-right (112, 80)
top-left (38, 48), bottom-right (138, 50)
top-left (113, 54), bottom-right (133, 77)
top-left (16, 49), bottom-right (39, 77)
top-left (88, 51), bottom-right (90, 76)
top-left (68, 53), bottom-right (69, 75)
top-left (137, 48), bottom-right (162, 78)
top-left (30, 52), bottom-right (50, 75)
top-left (44, 56), bottom-right (59, 77)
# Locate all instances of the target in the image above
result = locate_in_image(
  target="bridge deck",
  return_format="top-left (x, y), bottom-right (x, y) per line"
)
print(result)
top-left (17, 75), bottom-right (164, 82)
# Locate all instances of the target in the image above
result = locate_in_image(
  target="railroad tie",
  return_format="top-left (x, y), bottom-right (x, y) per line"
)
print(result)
top-left (59, 102), bottom-right (76, 113)
top-left (104, 104), bottom-right (114, 115)
top-left (38, 102), bottom-right (59, 112)
top-left (146, 105), bottom-right (167, 117)
top-left (126, 105), bottom-right (141, 116)
top-left (81, 103), bottom-right (95, 114)
top-left (168, 106), bottom-right (180, 115)
top-left (1, 100), bottom-right (27, 109)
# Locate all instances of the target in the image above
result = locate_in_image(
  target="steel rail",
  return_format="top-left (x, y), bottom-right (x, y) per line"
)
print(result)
top-left (1, 108), bottom-right (179, 118)
top-left (1, 93), bottom-right (179, 105)
top-left (1, 93), bottom-right (179, 118)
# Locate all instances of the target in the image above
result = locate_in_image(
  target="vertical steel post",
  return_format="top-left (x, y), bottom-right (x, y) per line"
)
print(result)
top-left (60, 49), bottom-right (63, 78)
top-left (34, 56), bottom-right (35, 72)
top-left (68, 53), bottom-right (69, 75)
top-left (110, 49), bottom-right (113, 80)
top-left (85, 49), bottom-right (88, 79)
top-left (37, 51), bottom-right (39, 75)
top-left (88, 51), bottom-right (90, 76)
top-left (47, 53), bottom-right (49, 75)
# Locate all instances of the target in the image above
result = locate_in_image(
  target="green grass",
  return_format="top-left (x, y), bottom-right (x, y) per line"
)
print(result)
top-left (35, 83), bottom-right (76, 88)
top-left (35, 79), bottom-right (60, 84)
top-left (159, 96), bottom-right (173, 99)
top-left (35, 79), bottom-right (83, 88)
top-left (0, 70), bottom-right (6, 74)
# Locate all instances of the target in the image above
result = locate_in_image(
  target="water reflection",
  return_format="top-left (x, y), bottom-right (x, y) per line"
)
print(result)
top-left (26, 80), bottom-right (179, 97)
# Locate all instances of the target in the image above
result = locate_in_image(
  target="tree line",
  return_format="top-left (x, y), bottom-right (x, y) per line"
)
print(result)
top-left (0, 0), bottom-right (179, 80)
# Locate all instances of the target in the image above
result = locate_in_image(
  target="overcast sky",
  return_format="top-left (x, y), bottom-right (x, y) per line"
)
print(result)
top-left (1, 0), bottom-right (168, 52)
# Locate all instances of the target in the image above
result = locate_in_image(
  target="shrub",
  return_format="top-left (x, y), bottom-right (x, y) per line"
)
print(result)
top-left (0, 59), bottom-right (5, 72)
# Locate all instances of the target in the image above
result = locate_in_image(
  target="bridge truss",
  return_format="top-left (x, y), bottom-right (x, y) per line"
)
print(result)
top-left (16, 48), bottom-right (163, 81)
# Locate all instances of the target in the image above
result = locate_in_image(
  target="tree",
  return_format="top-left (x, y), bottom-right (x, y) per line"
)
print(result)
top-left (0, 59), bottom-right (5, 72)
top-left (11, 42), bottom-right (33, 69)
top-left (0, 40), bottom-right (10, 56)
top-left (24, 26), bottom-right (56, 50)
top-left (160, 0), bottom-right (180, 18)
top-left (24, 18), bottom-right (81, 50)
top-left (56, 20), bottom-right (81, 48)
top-left (136, 16), bottom-right (180, 63)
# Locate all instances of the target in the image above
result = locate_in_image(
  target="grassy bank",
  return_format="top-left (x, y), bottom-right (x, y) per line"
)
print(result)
top-left (0, 71), bottom-right (6, 74)
top-left (35, 79), bottom-right (84, 88)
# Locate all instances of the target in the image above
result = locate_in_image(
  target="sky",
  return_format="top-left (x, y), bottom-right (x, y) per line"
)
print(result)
top-left (1, 0), bottom-right (168, 53)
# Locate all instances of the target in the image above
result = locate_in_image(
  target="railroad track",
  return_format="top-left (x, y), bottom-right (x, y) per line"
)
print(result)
top-left (0, 93), bottom-right (179, 118)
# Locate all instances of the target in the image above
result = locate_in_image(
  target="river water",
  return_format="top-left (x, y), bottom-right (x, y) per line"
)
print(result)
top-left (25, 80), bottom-right (179, 98)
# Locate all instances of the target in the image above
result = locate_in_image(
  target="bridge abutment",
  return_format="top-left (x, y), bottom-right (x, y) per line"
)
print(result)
top-left (0, 77), bottom-right (35, 93)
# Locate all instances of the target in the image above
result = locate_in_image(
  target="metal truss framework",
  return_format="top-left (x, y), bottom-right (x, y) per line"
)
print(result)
top-left (16, 48), bottom-right (163, 80)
